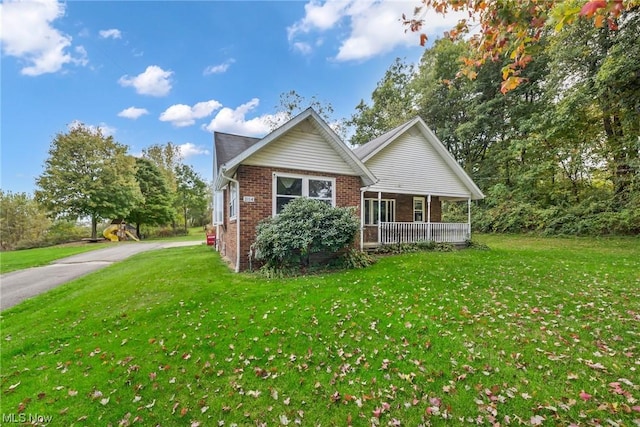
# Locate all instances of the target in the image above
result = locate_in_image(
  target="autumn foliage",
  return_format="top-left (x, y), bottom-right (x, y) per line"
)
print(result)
top-left (403, 0), bottom-right (638, 93)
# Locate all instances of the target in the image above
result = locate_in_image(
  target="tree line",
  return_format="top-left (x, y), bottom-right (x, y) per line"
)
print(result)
top-left (346, 6), bottom-right (639, 235)
top-left (1, 123), bottom-right (209, 250)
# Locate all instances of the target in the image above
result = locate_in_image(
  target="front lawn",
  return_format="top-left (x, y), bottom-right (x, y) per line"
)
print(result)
top-left (0, 227), bottom-right (207, 274)
top-left (0, 244), bottom-right (109, 274)
top-left (1, 236), bottom-right (638, 425)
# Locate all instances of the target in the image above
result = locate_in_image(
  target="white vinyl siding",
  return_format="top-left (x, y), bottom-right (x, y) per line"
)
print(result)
top-left (245, 122), bottom-right (356, 176)
top-left (365, 131), bottom-right (470, 197)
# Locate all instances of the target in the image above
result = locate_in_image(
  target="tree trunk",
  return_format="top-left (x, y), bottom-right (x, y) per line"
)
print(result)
top-left (91, 215), bottom-right (98, 240)
top-left (183, 206), bottom-right (188, 234)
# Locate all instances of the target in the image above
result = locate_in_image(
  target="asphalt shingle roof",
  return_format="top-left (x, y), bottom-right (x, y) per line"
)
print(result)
top-left (214, 131), bottom-right (261, 169)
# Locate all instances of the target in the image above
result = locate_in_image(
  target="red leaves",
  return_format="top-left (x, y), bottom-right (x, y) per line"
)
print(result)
top-left (404, 0), bottom-right (630, 94)
top-left (579, 0), bottom-right (607, 18)
top-left (579, 390), bottom-right (592, 401)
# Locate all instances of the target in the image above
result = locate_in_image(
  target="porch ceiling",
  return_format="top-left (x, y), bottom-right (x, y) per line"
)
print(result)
top-left (361, 186), bottom-right (473, 201)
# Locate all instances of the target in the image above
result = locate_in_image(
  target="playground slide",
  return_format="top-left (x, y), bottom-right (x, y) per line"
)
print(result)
top-left (102, 224), bottom-right (140, 242)
top-left (125, 230), bottom-right (139, 241)
top-left (103, 225), bottom-right (120, 242)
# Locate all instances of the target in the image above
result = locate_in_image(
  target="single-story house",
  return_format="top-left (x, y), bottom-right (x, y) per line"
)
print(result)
top-left (212, 108), bottom-right (484, 272)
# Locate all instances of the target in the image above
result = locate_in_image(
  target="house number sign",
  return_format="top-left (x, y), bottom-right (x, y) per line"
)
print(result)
top-left (243, 196), bottom-right (255, 202)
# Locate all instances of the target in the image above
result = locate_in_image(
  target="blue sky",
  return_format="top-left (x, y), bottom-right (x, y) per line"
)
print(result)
top-left (1, 0), bottom-right (461, 194)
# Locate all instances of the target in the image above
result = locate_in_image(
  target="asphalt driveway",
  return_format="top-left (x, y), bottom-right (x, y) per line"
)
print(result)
top-left (0, 241), bottom-right (203, 311)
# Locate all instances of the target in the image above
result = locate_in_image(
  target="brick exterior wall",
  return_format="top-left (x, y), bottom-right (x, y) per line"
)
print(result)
top-left (219, 165), bottom-right (363, 271)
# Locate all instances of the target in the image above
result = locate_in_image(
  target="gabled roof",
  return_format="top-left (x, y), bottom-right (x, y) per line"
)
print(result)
top-left (214, 108), bottom-right (376, 189)
top-left (352, 120), bottom-right (414, 160)
top-left (354, 117), bottom-right (485, 200)
top-left (214, 132), bottom-right (261, 170)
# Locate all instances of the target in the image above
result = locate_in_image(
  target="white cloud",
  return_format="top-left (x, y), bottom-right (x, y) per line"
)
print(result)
top-left (288, 0), bottom-right (465, 62)
top-left (204, 98), bottom-right (285, 137)
top-left (203, 59), bottom-right (236, 75)
top-left (99, 28), bottom-right (122, 39)
top-left (118, 107), bottom-right (149, 120)
top-left (292, 42), bottom-right (313, 55)
top-left (287, 0), bottom-right (349, 39)
top-left (179, 142), bottom-right (210, 158)
top-left (118, 65), bottom-right (173, 97)
top-left (0, 0), bottom-right (87, 76)
top-left (159, 100), bottom-right (222, 127)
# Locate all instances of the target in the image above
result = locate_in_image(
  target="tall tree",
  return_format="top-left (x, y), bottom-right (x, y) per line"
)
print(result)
top-left (545, 9), bottom-right (640, 205)
top-left (142, 142), bottom-right (183, 232)
top-left (174, 164), bottom-right (208, 233)
top-left (126, 158), bottom-right (176, 237)
top-left (403, 0), bottom-right (637, 92)
top-left (35, 123), bottom-right (142, 239)
top-left (346, 58), bottom-right (417, 145)
top-left (142, 142), bottom-right (183, 193)
top-left (267, 90), bottom-right (346, 138)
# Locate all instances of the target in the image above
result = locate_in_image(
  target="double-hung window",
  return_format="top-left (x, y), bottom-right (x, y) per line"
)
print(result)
top-left (229, 181), bottom-right (237, 220)
top-left (213, 190), bottom-right (224, 225)
top-left (363, 198), bottom-right (396, 225)
top-left (273, 173), bottom-right (334, 214)
top-left (413, 197), bottom-right (425, 222)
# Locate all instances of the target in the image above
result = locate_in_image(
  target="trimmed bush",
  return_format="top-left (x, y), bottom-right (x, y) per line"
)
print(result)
top-left (253, 197), bottom-right (359, 272)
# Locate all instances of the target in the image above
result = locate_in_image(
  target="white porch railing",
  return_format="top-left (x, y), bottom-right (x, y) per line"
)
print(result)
top-left (379, 222), bottom-right (470, 244)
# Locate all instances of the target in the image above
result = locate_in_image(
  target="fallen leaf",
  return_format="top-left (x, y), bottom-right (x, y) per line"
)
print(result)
top-left (579, 390), bottom-right (592, 401)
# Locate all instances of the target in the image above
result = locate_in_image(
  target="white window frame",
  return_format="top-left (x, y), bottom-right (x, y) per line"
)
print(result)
top-left (229, 182), bottom-right (237, 220)
top-left (413, 196), bottom-right (425, 222)
top-left (272, 172), bottom-right (336, 215)
top-left (213, 190), bottom-right (224, 225)
top-left (363, 198), bottom-right (396, 225)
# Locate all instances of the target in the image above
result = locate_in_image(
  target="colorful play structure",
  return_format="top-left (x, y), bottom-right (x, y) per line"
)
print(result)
top-left (103, 219), bottom-right (139, 242)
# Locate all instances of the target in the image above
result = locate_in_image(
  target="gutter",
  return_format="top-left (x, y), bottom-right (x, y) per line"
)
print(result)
top-left (221, 167), bottom-right (241, 273)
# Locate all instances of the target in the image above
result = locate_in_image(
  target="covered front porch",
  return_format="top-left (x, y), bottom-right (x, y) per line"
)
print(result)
top-left (360, 190), bottom-right (473, 248)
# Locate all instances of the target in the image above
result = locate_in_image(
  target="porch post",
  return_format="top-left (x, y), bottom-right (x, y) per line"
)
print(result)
top-left (377, 191), bottom-right (382, 245)
top-left (427, 194), bottom-right (431, 241)
top-left (467, 197), bottom-right (472, 240)
top-left (360, 189), bottom-right (364, 251)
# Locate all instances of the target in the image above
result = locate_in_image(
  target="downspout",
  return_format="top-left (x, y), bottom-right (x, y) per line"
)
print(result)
top-left (222, 168), bottom-right (241, 273)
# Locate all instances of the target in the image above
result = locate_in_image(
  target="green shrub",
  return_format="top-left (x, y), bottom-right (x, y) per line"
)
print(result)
top-left (253, 198), bottom-right (359, 272)
top-left (338, 248), bottom-right (376, 269)
top-left (45, 220), bottom-right (88, 245)
top-left (374, 241), bottom-right (454, 255)
top-left (465, 239), bottom-right (490, 250)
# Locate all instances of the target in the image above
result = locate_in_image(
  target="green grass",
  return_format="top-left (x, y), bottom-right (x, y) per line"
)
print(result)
top-left (0, 244), bottom-right (110, 274)
top-left (0, 227), bottom-right (207, 274)
top-left (1, 235), bottom-right (638, 426)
